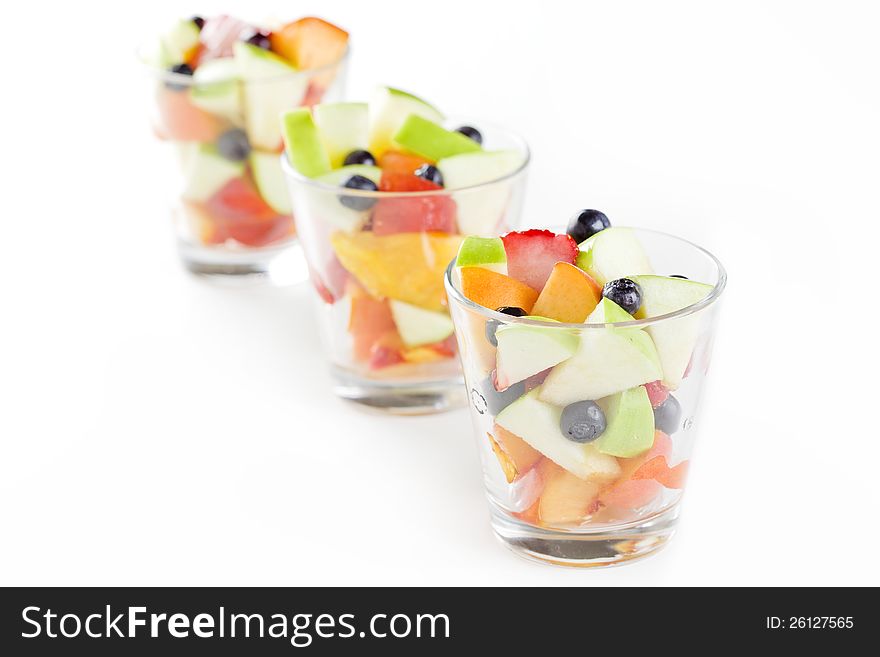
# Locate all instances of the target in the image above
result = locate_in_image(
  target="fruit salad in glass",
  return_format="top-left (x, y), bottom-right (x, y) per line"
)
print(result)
top-left (141, 14), bottom-right (349, 276)
top-left (280, 88), bottom-right (529, 412)
top-left (445, 211), bottom-right (726, 566)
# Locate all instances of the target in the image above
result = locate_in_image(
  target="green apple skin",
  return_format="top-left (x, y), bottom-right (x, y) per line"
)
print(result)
top-left (456, 236), bottom-right (507, 274)
top-left (389, 300), bottom-right (454, 348)
top-left (281, 108), bottom-right (332, 178)
top-left (630, 275), bottom-right (714, 388)
top-left (437, 150), bottom-right (525, 235)
top-left (368, 87), bottom-right (444, 156)
top-left (496, 389), bottom-right (621, 481)
top-left (189, 58), bottom-right (242, 124)
top-left (594, 386), bottom-right (655, 458)
top-left (392, 115), bottom-right (482, 161)
top-left (494, 321), bottom-right (579, 389)
top-left (181, 145), bottom-right (245, 202)
top-left (539, 325), bottom-right (662, 404)
top-left (250, 151), bottom-right (291, 215)
top-left (576, 227), bottom-right (654, 286)
top-left (313, 102), bottom-right (370, 168)
top-left (587, 298), bottom-right (635, 324)
top-left (235, 42), bottom-right (309, 151)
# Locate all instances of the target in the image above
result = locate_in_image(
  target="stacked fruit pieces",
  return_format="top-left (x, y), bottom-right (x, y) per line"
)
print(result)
top-left (281, 88), bottom-right (525, 370)
top-left (148, 15), bottom-right (348, 247)
top-left (455, 211), bottom-right (713, 526)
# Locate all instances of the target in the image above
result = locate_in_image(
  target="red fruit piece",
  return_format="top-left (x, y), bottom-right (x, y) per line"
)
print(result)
top-left (372, 173), bottom-right (457, 235)
top-left (632, 456), bottom-right (689, 489)
top-left (380, 151), bottom-right (433, 176)
top-left (206, 177), bottom-right (277, 223)
top-left (501, 229), bottom-right (578, 292)
top-left (368, 332), bottom-right (406, 370)
top-left (644, 380), bottom-right (670, 408)
top-left (155, 88), bottom-right (226, 142)
top-left (199, 16), bottom-right (252, 60)
top-left (431, 334), bottom-right (458, 358)
top-left (300, 83), bottom-right (325, 108)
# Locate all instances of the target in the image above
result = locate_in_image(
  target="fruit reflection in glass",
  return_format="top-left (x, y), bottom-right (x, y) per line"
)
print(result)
top-left (446, 218), bottom-right (725, 566)
top-left (281, 88), bottom-right (529, 413)
top-left (141, 15), bottom-right (350, 277)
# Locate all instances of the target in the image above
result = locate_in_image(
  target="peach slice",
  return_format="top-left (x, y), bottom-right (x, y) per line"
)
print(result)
top-left (538, 467), bottom-right (602, 526)
top-left (632, 457), bottom-right (689, 489)
top-left (492, 424), bottom-right (543, 478)
top-left (459, 267), bottom-right (538, 314)
top-left (488, 433), bottom-right (518, 483)
top-left (530, 262), bottom-right (601, 323)
top-left (597, 430), bottom-right (673, 508)
top-left (331, 231), bottom-right (463, 312)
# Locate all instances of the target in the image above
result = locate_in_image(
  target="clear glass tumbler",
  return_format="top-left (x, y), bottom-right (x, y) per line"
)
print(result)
top-left (445, 228), bottom-right (726, 567)
top-left (142, 48), bottom-right (349, 278)
top-left (283, 121), bottom-right (529, 413)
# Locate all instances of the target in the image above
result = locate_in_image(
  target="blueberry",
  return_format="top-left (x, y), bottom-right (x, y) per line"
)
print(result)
top-left (217, 129), bottom-right (251, 162)
top-left (338, 175), bottom-right (378, 211)
top-left (454, 125), bottom-right (483, 145)
top-left (415, 164), bottom-right (444, 187)
top-left (191, 16), bottom-right (205, 30)
top-left (602, 278), bottom-right (642, 315)
top-left (566, 209), bottom-right (611, 243)
top-left (485, 306), bottom-right (528, 346)
top-left (670, 274), bottom-right (689, 279)
top-left (343, 149), bottom-right (377, 167)
top-left (653, 395), bottom-right (682, 434)
top-left (560, 401), bottom-right (607, 443)
top-left (241, 28), bottom-right (272, 50)
top-left (165, 63), bottom-right (193, 91)
top-left (480, 374), bottom-right (526, 416)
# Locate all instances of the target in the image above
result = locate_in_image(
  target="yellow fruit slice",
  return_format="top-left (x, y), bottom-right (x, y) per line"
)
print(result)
top-left (331, 231), bottom-right (463, 311)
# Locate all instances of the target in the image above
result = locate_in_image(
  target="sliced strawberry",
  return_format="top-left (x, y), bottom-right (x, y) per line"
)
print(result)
top-left (501, 229), bottom-right (578, 292)
top-left (372, 174), bottom-right (457, 235)
top-left (644, 380), bottom-right (670, 408)
top-left (199, 15), bottom-right (252, 60)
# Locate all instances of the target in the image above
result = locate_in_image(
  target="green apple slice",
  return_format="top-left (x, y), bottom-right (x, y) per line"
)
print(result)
top-left (539, 326), bottom-right (662, 404)
top-left (496, 388), bottom-right (621, 481)
top-left (181, 145), bottom-right (245, 202)
top-left (594, 386), bottom-right (655, 457)
top-left (576, 227), bottom-right (654, 286)
top-left (249, 151), bottom-right (291, 215)
top-left (456, 236), bottom-right (507, 274)
top-left (235, 42), bottom-right (309, 151)
top-left (313, 102), bottom-right (370, 168)
top-left (389, 300), bottom-right (454, 348)
top-left (437, 149), bottom-right (525, 234)
top-left (630, 275), bottom-right (714, 388)
top-left (162, 19), bottom-right (201, 64)
top-left (190, 58), bottom-right (242, 124)
top-left (495, 319), bottom-right (578, 390)
top-left (392, 114), bottom-right (481, 161)
top-left (587, 298), bottom-right (636, 324)
top-left (281, 108), bottom-right (332, 178)
top-left (368, 87), bottom-right (444, 156)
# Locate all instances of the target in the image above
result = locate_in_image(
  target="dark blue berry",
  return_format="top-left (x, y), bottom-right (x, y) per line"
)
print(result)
top-left (217, 129), bottom-right (251, 161)
top-left (241, 28), bottom-right (272, 50)
top-left (415, 164), bottom-right (444, 187)
top-left (343, 149), bottom-right (376, 167)
top-left (480, 374), bottom-right (525, 415)
top-left (653, 395), bottom-right (682, 434)
top-left (485, 306), bottom-right (528, 346)
top-left (455, 125), bottom-right (483, 145)
top-left (165, 63), bottom-right (193, 91)
top-left (338, 175), bottom-right (378, 211)
top-left (191, 16), bottom-right (205, 30)
top-left (560, 401), bottom-right (607, 443)
top-left (602, 278), bottom-right (642, 315)
top-left (670, 274), bottom-right (689, 279)
top-left (566, 209), bottom-right (611, 243)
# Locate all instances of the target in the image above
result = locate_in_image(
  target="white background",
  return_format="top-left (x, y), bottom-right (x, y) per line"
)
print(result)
top-left (2, 0), bottom-right (879, 586)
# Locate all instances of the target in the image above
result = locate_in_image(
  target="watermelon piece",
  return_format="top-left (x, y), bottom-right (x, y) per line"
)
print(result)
top-left (379, 150), bottom-right (432, 176)
top-left (372, 173), bottom-right (456, 235)
top-left (501, 229), bottom-right (578, 292)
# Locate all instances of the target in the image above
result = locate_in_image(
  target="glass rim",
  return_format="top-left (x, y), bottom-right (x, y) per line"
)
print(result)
top-left (280, 119), bottom-right (531, 198)
top-left (136, 42), bottom-right (351, 84)
top-left (444, 226), bottom-right (727, 330)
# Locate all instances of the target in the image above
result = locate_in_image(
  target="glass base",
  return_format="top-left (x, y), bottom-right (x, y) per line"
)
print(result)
top-left (179, 240), bottom-right (308, 285)
top-left (489, 499), bottom-right (680, 568)
top-left (331, 366), bottom-right (467, 415)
